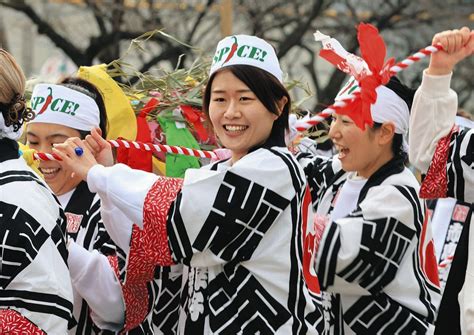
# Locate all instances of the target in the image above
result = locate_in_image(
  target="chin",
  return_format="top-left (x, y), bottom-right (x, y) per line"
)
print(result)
top-left (341, 164), bottom-right (357, 173)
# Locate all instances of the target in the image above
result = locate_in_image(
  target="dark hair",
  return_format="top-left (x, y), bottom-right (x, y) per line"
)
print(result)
top-left (371, 122), bottom-right (407, 163)
top-left (203, 65), bottom-right (290, 148)
top-left (59, 77), bottom-right (108, 139)
top-left (385, 76), bottom-right (415, 110)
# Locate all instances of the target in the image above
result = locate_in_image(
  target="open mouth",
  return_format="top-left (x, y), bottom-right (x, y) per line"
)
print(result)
top-left (335, 144), bottom-right (349, 159)
top-left (223, 125), bottom-right (248, 133)
top-left (40, 167), bottom-right (61, 179)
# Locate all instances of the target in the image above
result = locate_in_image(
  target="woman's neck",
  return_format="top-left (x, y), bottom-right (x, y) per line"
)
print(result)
top-left (357, 150), bottom-right (394, 179)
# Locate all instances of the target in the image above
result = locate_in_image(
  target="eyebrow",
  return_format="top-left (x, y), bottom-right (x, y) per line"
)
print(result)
top-left (212, 89), bottom-right (253, 94)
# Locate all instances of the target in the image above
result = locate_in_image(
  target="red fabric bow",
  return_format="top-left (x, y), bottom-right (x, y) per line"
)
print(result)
top-left (335, 23), bottom-right (395, 130)
top-left (180, 105), bottom-right (209, 141)
top-left (116, 98), bottom-right (159, 172)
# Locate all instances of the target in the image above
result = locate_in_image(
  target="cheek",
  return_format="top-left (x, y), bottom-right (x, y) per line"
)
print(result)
top-left (255, 120), bottom-right (273, 140)
top-left (360, 138), bottom-right (375, 159)
top-left (208, 109), bottom-right (220, 128)
top-left (261, 113), bottom-right (277, 130)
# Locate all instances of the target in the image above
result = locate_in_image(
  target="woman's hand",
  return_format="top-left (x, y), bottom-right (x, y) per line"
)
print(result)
top-left (428, 27), bottom-right (474, 76)
top-left (53, 137), bottom-right (98, 181)
top-left (84, 127), bottom-right (114, 167)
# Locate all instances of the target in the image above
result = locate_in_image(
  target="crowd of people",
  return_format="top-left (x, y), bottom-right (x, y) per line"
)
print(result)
top-left (0, 23), bottom-right (472, 335)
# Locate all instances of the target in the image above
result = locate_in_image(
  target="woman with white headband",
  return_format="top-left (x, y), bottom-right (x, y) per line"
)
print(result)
top-left (28, 78), bottom-right (183, 334)
top-left (408, 27), bottom-right (473, 335)
top-left (53, 34), bottom-right (324, 334)
top-left (297, 23), bottom-right (441, 334)
top-left (27, 78), bottom-right (127, 333)
top-left (0, 49), bottom-right (73, 333)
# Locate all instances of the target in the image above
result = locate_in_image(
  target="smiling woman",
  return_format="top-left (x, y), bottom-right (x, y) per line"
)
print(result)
top-left (26, 78), bottom-right (129, 334)
top-left (297, 27), bottom-right (443, 331)
top-left (297, 74), bottom-right (442, 334)
top-left (52, 34), bottom-right (325, 334)
top-left (204, 65), bottom-right (289, 163)
top-left (26, 79), bottom-right (107, 201)
top-left (26, 122), bottom-right (83, 194)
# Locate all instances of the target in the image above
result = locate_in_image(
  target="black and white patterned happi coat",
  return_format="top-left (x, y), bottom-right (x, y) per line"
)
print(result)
top-left (444, 127), bottom-right (473, 202)
top-left (65, 181), bottom-right (123, 335)
top-left (65, 182), bottom-right (182, 335)
top-left (424, 126), bottom-right (474, 335)
top-left (0, 139), bottom-right (73, 333)
top-left (117, 263), bottom-right (183, 335)
top-left (421, 126), bottom-right (474, 202)
top-left (426, 197), bottom-right (471, 290)
top-left (170, 147), bottom-right (324, 334)
top-left (128, 147), bottom-right (325, 334)
top-left (297, 153), bottom-right (442, 334)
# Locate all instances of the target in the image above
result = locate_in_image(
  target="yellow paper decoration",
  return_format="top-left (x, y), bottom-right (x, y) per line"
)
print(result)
top-left (152, 156), bottom-right (166, 176)
top-left (77, 64), bottom-right (137, 140)
top-left (18, 142), bottom-right (42, 177)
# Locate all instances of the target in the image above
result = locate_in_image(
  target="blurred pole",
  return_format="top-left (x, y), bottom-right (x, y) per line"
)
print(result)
top-left (220, 0), bottom-right (233, 37)
top-left (0, 12), bottom-right (8, 50)
top-left (22, 24), bottom-right (33, 76)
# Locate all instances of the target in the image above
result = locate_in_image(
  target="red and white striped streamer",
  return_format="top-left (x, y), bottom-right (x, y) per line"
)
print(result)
top-left (33, 152), bottom-right (63, 161)
top-left (108, 139), bottom-right (217, 160)
top-left (389, 44), bottom-right (443, 75)
top-left (295, 43), bottom-right (444, 131)
top-left (34, 139), bottom-right (218, 161)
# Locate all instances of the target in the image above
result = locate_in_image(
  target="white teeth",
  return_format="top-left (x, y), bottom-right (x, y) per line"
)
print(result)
top-left (41, 168), bottom-right (60, 175)
top-left (335, 145), bottom-right (348, 159)
top-left (225, 125), bottom-right (247, 132)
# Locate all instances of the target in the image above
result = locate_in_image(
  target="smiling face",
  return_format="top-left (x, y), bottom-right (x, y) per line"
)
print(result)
top-left (329, 113), bottom-right (395, 178)
top-left (26, 122), bottom-right (83, 195)
top-left (208, 70), bottom-right (282, 163)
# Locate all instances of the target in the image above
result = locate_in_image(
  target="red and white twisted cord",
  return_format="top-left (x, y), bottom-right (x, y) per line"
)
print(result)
top-left (33, 139), bottom-right (218, 161)
top-left (33, 152), bottom-right (63, 161)
top-left (108, 139), bottom-right (217, 159)
top-left (295, 43), bottom-right (444, 131)
top-left (389, 44), bottom-right (443, 75)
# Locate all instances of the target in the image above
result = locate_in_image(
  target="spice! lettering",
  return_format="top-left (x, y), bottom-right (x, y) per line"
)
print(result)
top-left (214, 43), bottom-right (268, 64)
top-left (50, 98), bottom-right (80, 116)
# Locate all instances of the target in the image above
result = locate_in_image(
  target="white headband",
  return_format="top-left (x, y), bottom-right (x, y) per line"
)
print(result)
top-left (210, 35), bottom-right (283, 82)
top-left (336, 77), bottom-right (410, 152)
top-left (29, 84), bottom-right (100, 131)
top-left (371, 85), bottom-right (410, 152)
